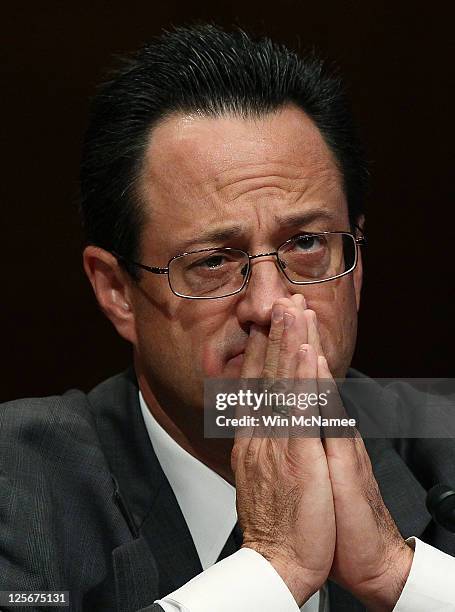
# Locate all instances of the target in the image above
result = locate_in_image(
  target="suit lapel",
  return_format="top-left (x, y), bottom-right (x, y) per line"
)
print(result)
top-left (88, 368), bottom-right (164, 528)
top-left (364, 437), bottom-right (431, 538)
top-left (88, 369), bottom-right (202, 608)
top-left (112, 535), bottom-right (161, 612)
top-left (140, 479), bottom-right (203, 596)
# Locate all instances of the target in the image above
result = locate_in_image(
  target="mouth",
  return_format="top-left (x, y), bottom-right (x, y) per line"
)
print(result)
top-left (202, 337), bottom-right (248, 377)
top-left (225, 341), bottom-right (247, 362)
top-left (224, 343), bottom-right (247, 372)
top-left (226, 351), bottom-right (245, 365)
top-left (223, 351), bottom-right (245, 376)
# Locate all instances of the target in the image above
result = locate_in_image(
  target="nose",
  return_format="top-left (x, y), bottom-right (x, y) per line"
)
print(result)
top-left (235, 255), bottom-right (293, 328)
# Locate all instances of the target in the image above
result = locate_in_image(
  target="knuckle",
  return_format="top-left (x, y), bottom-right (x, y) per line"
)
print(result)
top-left (275, 362), bottom-right (292, 379)
top-left (274, 297), bottom-right (292, 309)
top-left (268, 326), bottom-right (283, 342)
top-left (262, 364), bottom-right (275, 379)
top-left (274, 368), bottom-right (287, 379)
top-left (231, 443), bottom-right (241, 467)
top-left (265, 439), bottom-right (279, 464)
top-left (244, 445), bottom-right (258, 468)
top-left (304, 309), bottom-right (317, 323)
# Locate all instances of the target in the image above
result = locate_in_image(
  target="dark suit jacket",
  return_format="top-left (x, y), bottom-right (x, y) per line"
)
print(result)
top-left (1, 368), bottom-right (455, 612)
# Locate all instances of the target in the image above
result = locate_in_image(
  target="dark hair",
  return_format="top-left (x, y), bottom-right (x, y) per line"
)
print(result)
top-left (80, 23), bottom-right (368, 279)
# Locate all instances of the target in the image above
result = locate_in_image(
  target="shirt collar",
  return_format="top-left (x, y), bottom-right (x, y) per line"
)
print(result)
top-left (139, 391), bottom-right (237, 570)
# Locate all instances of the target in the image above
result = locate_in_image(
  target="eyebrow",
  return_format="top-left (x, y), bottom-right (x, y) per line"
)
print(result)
top-left (173, 207), bottom-right (339, 253)
top-left (273, 208), bottom-right (338, 228)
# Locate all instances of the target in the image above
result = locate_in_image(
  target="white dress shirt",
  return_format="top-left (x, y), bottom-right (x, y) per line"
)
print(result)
top-left (139, 392), bottom-right (455, 611)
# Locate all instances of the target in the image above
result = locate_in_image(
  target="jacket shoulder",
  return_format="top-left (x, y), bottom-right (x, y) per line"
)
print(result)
top-left (0, 368), bottom-right (135, 445)
top-left (0, 388), bottom-right (98, 450)
top-left (0, 378), bottom-right (131, 596)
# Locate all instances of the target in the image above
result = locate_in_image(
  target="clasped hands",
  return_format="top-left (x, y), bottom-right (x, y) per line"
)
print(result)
top-left (231, 294), bottom-right (414, 611)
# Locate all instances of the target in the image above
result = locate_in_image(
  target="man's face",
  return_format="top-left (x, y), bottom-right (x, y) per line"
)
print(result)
top-left (130, 105), bottom-right (362, 411)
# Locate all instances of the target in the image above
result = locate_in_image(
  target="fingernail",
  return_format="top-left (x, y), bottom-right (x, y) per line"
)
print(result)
top-left (283, 313), bottom-right (295, 329)
top-left (299, 344), bottom-right (308, 354)
top-left (272, 305), bottom-right (284, 322)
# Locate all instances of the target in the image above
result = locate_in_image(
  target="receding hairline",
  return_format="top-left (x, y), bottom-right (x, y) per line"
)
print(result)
top-left (134, 102), bottom-right (345, 215)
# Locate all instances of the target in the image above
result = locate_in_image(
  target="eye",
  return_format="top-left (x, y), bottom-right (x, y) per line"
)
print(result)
top-left (195, 255), bottom-right (226, 269)
top-left (182, 249), bottom-right (246, 278)
top-left (293, 234), bottom-right (325, 252)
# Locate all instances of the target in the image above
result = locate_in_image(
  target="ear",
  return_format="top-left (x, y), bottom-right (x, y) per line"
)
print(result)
top-left (83, 246), bottom-right (137, 345)
top-left (353, 215), bottom-right (365, 312)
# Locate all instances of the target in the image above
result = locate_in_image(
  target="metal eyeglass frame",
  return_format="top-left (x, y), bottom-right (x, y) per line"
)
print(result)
top-left (112, 227), bottom-right (366, 300)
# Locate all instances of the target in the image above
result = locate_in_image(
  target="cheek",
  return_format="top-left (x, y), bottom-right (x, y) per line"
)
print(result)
top-left (201, 348), bottom-right (223, 377)
top-left (135, 294), bottom-right (229, 379)
top-left (306, 279), bottom-right (358, 374)
top-left (200, 316), bottom-right (234, 377)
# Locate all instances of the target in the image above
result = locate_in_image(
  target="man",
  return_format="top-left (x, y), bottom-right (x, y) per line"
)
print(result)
top-left (1, 24), bottom-right (455, 612)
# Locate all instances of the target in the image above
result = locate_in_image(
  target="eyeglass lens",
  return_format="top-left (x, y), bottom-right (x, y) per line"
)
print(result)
top-left (168, 233), bottom-right (356, 298)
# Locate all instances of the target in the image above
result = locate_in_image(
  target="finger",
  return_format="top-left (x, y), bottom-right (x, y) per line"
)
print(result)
top-left (289, 291), bottom-right (307, 312)
top-left (317, 355), bottom-right (359, 457)
top-left (267, 296), bottom-right (313, 439)
top-left (240, 326), bottom-right (273, 440)
top-left (232, 394), bottom-right (255, 453)
top-left (259, 297), bottom-right (308, 440)
top-left (234, 367), bottom-right (259, 452)
top-left (261, 303), bottom-right (285, 379)
top-left (232, 396), bottom-right (266, 479)
top-left (288, 343), bottom-right (322, 450)
top-left (275, 304), bottom-right (309, 379)
top-left (241, 324), bottom-right (268, 378)
top-left (231, 434), bottom-right (262, 485)
top-left (304, 309), bottom-right (324, 357)
top-left (242, 294), bottom-right (307, 380)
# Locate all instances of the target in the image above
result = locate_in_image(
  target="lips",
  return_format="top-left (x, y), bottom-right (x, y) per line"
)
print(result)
top-left (227, 351), bottom-right (245, 363)
top-left (224, 351), bottom-right (245, 376)
top-left (225, 345), bottom-right (247, 363)
top-left (223, 340), bottom-right (248, 376)
top-left (203, 337), bottom-right (248, 377)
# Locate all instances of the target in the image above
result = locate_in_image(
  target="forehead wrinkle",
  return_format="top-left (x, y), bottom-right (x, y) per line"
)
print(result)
top-left (198, 158), bottom-right (342, 206)
top-left (197, 123), bottom-right (341, 196)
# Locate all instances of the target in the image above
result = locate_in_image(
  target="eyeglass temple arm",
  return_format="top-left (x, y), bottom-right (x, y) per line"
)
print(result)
top-left (111, 251), bottom-right (169, 274)
top-left (353, 224), bottom-right (367, 245)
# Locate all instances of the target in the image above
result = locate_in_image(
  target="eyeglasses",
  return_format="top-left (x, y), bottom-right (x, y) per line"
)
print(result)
top-left (113, 229), bottom-right (366, 300)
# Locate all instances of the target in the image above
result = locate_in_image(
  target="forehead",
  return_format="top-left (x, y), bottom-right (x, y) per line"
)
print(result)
top-left (138, 105), bottom-right (347, 253)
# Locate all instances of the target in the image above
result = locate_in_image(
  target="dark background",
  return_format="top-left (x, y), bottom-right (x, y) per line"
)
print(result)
top-left (2, 2), bottom-right (454, 401)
